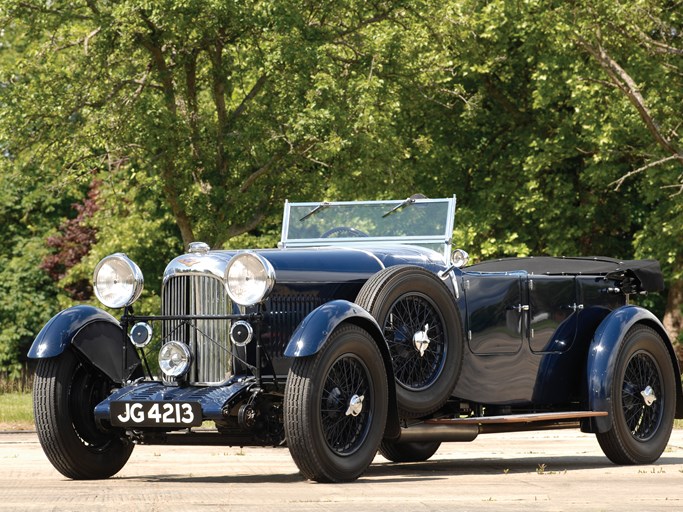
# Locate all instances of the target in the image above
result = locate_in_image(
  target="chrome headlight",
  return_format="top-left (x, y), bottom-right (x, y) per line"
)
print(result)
top-left (93, 253), bottom-right (144, 308)
top-left (225, 252), bottom-right (275, 306)
top-left (158, 341), bottom-right (192, 378)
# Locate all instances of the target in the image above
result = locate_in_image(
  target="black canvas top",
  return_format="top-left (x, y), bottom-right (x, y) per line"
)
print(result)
top-left (466, 256), bottom-right (664, 292)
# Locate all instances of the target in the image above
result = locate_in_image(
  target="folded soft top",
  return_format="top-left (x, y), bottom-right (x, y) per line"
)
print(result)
top-left (466, 256), bottom-right (664, 292)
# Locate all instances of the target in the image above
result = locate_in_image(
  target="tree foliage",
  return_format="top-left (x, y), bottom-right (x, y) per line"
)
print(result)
top-left (1, 0), bottom-right (423, 248)
top-left (0, 0), bottom-right (682, 373)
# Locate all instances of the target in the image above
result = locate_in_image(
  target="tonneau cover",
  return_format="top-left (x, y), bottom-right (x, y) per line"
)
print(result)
top-left (466, 256), bottom-right (664, 292)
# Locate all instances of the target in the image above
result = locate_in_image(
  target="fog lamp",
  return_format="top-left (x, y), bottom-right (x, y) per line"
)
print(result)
top-left (158, 341), bottom-right (192, 378)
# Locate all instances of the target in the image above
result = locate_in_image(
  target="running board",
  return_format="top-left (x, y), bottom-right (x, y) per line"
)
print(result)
top-left (396, 411), bottom-right (607, 443)
top-left (426, 410), bottom-right (608, 425)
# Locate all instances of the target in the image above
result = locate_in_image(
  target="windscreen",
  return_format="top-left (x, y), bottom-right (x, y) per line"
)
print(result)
top-left (281, 197), bottom-right (456, 259)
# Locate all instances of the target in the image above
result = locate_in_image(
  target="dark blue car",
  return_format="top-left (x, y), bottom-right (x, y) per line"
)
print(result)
top-left (29, 196), bottom-right (682, 482)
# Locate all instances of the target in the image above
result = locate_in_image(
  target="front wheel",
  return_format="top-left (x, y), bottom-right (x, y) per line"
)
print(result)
top-left (284, 324), bottom-right (388, 482)
top-left (596, 325), bottom-right (676, 465)
top-left (33, 349), bottom-right (133, 479)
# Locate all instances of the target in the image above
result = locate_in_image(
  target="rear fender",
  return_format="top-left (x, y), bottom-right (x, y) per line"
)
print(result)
top-left (28, 305), bottom-right (141, 383)
top-left (585, 305), bottom-right (683, 433)
top-left (284, 299), bottom-right (400, 438)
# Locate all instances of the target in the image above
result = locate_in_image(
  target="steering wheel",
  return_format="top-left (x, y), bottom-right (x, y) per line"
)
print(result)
top-left (320, 226), bottom-right (369, 238)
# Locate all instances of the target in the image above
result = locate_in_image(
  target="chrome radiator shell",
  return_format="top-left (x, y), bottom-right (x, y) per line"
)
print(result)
top-left (161, 274), bottom-right (232, 385)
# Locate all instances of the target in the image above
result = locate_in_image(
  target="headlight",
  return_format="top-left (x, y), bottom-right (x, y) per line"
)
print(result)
top-left (225, 252), bottom-right (275, 306)
top-left (93, 253), bottom-right (144, 308)
top-left (158, 341), bottom-right (192, 378)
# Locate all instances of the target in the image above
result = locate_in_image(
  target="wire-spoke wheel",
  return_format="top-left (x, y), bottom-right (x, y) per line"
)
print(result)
top-left (622, 351), bottom-right (662, 441)
top-left (356, 265), bottom-right (463, 417)
top-left (596, 325), bottom-right (675, 465)
top-left (386, 293), bottom-right (447, 391)
top-left (284, 324), bottom-right (388, 482)
top-left (322, 354), bottom-right (372, 456)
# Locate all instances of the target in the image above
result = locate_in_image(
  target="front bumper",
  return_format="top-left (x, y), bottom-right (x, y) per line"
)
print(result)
top-left (94, 379), bottom-right (254, 428)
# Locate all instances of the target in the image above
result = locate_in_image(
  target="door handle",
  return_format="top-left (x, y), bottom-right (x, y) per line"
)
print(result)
top-left (508, 304), bottom-right (529, 313)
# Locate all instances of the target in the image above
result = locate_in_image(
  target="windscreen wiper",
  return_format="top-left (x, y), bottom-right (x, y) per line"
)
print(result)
top-left (382, 197), bottom-right (416, 218)
top-left (299, 202), bottom-right (329, 221)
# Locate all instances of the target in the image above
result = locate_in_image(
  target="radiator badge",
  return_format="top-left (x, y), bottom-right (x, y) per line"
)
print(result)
top-left (178, 257), bottom-right (202, 267)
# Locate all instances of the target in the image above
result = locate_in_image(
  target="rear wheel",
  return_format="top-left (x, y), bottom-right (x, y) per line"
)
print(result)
top-left (356, 265), bottom-right (463, 417)
top-left (33, 349), bottom-right (133, 479)
top-left (596, 325), bottom-right (676, 465)
top-left (379, 440), bottom-right (441, 463)
top-left (284, 324), bottom-right (388, 482)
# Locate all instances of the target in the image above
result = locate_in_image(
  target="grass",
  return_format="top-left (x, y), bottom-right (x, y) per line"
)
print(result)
top-left (0, 392), bottom-right (34, 430)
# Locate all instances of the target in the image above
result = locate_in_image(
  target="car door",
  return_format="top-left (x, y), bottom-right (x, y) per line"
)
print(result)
top-left (528, 275), bottom-right (579, 353)
top-left (463, 273), bottom-right (524, 354)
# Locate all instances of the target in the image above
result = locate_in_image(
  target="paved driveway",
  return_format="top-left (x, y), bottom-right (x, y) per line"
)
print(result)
top-left (2, 429), bottom-right (683, 511)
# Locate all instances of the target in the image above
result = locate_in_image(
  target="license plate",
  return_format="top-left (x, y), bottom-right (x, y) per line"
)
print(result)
top-left (110, 401), bottom-right (202, 428)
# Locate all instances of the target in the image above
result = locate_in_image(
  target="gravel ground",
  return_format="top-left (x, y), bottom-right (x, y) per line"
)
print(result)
top-left (2, 429), bottom-right (683, 511)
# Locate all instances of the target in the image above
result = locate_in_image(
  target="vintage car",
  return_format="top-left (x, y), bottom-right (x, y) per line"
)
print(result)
top-left (29, 196), bottom-right (682, 482)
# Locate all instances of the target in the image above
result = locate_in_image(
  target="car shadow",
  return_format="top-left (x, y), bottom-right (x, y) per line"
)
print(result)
top-left (113, 454), bottom-right (683, 484)
top-left (368, 454), bottom-right (683, 477)
top-left (117, 473), bottom-right (305, 484)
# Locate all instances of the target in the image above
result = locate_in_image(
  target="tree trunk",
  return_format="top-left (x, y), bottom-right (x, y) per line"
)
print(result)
top-left (663, 278), bottom-right (683, 345)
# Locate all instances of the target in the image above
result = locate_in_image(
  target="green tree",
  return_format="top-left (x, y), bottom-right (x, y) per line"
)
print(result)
top-left (397, 0), bottom-right (682, 341)
top-left (0, 0), bottom-right (423, 249)
top-left (0, 0), bottom-right (431, 373)
top-left (560, 0), bottom-right (683, 340)
top-left (1, 0), bottom-right (682, 376)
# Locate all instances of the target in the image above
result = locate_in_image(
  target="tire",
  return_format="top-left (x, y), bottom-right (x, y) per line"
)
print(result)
top-left (596, 325), bottom-right (676, 465)
top-left (355, 265), bottom-right (463, 417)
top-left (379, 440), bottom-right (441, 463)
top-left (33, 349), bottom-right (134, 479)
top-left (284, 324), bottom-right (388, 482)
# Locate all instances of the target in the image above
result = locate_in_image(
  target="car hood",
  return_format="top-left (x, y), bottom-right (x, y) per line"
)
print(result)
top-left (164, 245), bottom-right (447, 284)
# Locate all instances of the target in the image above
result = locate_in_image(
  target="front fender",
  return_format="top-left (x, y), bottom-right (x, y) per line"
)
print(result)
top-left (586, 305), bottom-right (683, 433)
top-left (284, 299), bottom-right (400, 439)
top-left (28, 305), bottom-right (141, 383)
top-left (284, 300), bottom-right (383, 357)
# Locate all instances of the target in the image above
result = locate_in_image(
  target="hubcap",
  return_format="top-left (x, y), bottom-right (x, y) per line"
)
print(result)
top-left (346, 394), bottom-right (365, 417)
top-left (413, 324), bottom-right (430, 357)
top-left (641, 385), bottom-right (657, 407)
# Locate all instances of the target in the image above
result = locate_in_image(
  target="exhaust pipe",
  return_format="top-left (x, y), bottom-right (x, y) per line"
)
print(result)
top-left (396, 423), bottom-right (479, 443)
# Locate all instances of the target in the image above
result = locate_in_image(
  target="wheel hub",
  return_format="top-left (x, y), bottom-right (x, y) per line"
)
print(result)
top-left (412, 324), bottom-right (430, 357)
top-left (641, 385), bottom-right (657, 407)
top-left (345, 394), bottom-right (364, 417)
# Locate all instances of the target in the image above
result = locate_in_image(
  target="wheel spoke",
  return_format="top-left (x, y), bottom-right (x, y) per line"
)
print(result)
top-left (384, 294), bottom-right (446, 390)
top-left (320, 354), bottom-right (373, 456)
top-left (621, 351), bottom-right (663, 441)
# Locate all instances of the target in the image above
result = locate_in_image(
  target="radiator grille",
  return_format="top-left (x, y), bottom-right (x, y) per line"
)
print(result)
top-left (265, 295), bottom-right (324, 356)
top-left (161, 274), bottom-right (232, 385)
